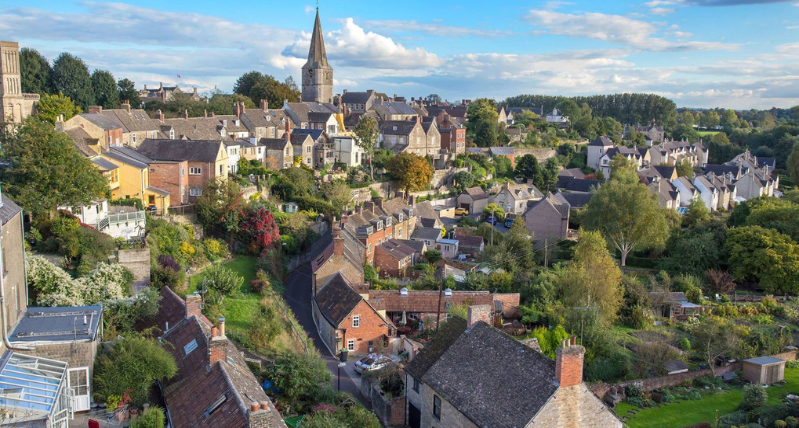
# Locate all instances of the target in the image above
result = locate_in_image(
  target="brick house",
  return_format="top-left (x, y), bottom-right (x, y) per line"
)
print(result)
top-left (404, 308), bottom-right (622, 428)
top-left (374, 239), bottom-right (419, 278)
top-left (147, 159), bottom-right (190, 206)
top-left (136, 139), bottom-right (229, 203)
top-left (524, 193), bottom-right (569, 242)
top-left (438, 113), bottom-right (466, 154)
top-left (157, 291), bottom-right (286, 427)
top-left (343, 198), bottom-right (417, 265)
top-left (313, 273), bottom-right (392, 355)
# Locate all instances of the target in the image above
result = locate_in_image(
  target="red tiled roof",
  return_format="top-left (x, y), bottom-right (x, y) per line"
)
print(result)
top-left (368, 290), bottom-right (493, 313)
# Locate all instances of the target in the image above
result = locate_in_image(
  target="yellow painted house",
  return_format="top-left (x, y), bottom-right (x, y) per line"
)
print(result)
top-left (100, 147), bottom-right (171, 215)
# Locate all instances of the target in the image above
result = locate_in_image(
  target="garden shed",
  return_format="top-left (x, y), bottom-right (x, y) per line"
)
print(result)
top-left (743, 356), bottom-right (785, 385)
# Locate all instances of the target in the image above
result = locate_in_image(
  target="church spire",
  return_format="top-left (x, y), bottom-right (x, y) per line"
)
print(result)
top-left (305, 8), bottom-right (329, 68)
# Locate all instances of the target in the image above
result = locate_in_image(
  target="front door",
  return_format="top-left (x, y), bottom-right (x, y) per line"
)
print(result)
top-left (67, 367), bottom-right (90, 412)
top-left (408, 402), bottom-right (421, 428)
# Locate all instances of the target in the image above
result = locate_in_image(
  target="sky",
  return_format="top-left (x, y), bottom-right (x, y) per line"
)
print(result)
top-left (0, 0), bottom-right (798, 109)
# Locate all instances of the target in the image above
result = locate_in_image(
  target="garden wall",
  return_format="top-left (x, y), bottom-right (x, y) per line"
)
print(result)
top-left (117, 248), bottom-right (150, 292)
top-left (589, 363), bottom-right (740, 399)
top-left (359, 378), bottom-right (406, 427)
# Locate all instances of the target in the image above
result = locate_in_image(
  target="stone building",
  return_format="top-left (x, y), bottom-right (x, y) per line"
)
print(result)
top-left (302, 9), bottom-right (334, 104)
top-left (0, 41), bottom-right (39, 125)
top-left (523, 193), bottom-right (570, 242)
top-left (404, 306), bottom-right (622, 428)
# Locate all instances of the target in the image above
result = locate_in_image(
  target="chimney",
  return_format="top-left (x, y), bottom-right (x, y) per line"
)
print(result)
top-left (374, 197), bottom-right (384, 210)
top-left (121, 100), bottom-right (131, 113)
top-left (408, 195), bottom-right (417, 206)
top-left (209, 111), bottom-right (215, 118)
top-left (355, 205), bottom-right (362, 214)
top-left (466, 305), bottom-right (492, 329)
top-left (363, 201), bottom-right (375, 213)
top-left (333, 234), bottom-right (344, 256)
top-left (260, 99), bottom-right (268, 111)
top-left (218, 318), bottom-right (226, 337)
top-left (204, 109), bottom-right (208, 118)
top-left (555, 337), bottom-right (585, 388)
top-left (297, 95), bottom-right (302, 103)
top-left (159, 82), bottom-right (163, 90)
top-left (88, 105), bottom-right (102, 114)
top-left (144, 84), bottom-right (147, 90)
top-left (504, 182), bottom-right (510, 190)
top-left (185, 294), bottom-right (202, 319)
top-left (285, 120), bottom-right (291, 141)
top-left (233, 102), bottom-right (241, 119)
top-left (156, 109), bottom-right (164, 122)
top-left (248, 401), bottom-right (273, 427)
top-left (208, 332), bottom-right (226, 366)
top-left (184, 110), bottom-right (189, 120)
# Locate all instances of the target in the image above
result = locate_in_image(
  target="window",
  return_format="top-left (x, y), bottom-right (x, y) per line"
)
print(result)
top-left (190, 187), bottom-right (202, 197)
top-left (352, 315), bottom-right (360, 328)
top-left (219, 164), bottom-right (224, 175)
top-left (347, 340), bottom-right (355, 351)
top-left (286, 147), bottom-right (290, 155)
top-left (189, 167), bottom-right (202, 175)
top-left (397, 227), bottom-right (402, 237)
top-left (412, 377), bottom-right (420, 393)
top-left (306, 146), bottom-right (311, 153)
top-left (433, 395), bottom-right (441, 419)
top-left (184, 339), bottom-right (198, 355)
top-left (132, 134), bottom-right (137, 144)
top-left (181, 167), bottom-right (185, 177)
top-left (169, 130), bottom-right (175, 139)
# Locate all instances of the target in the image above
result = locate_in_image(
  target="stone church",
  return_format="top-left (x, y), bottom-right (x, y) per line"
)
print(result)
top-left (302, 9), bottom-right (334, 104)
top-left (0, 41), bottom-right (39, 125)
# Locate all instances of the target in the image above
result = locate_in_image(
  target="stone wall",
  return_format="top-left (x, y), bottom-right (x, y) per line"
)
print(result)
top-left (30, 340), bottom-right (98, 378)
top-left (589, 363), bottom-right (740, 399)
top-left (771, 350), bottom-right (797, 361)
top-left (515, 148), bottom-right (557, 163)
top-left (361, 377), bottom-right (407, 427)
top-left (118, 248), bottom-right (150, 291)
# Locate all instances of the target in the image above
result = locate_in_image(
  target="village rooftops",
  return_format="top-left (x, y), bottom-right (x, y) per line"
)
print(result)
top-left (136, 139), bottom-right (223, 163)
top-left (589, 136), bottom-right (614, 147)
top-left (9, 306), bottom-right (103, 343)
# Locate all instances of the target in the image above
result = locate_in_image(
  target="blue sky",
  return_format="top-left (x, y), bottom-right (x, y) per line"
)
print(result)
top-left (0, 0), bottom-right (797, 109)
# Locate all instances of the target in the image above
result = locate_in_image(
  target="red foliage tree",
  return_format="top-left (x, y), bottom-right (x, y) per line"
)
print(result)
top-left (241, 207), bottom-right (280, 255)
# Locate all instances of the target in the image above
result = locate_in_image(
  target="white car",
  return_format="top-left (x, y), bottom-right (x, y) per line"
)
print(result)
top-left (354, 355), bottom-right (392, 374)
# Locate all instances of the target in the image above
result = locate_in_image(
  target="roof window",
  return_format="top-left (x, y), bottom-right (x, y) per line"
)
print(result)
top-left (184, 339), bottom-right (198, 355)
top-left (400, 288), bottom-right (408, 297)
top-left (204, 394), bottom-right (227, 418)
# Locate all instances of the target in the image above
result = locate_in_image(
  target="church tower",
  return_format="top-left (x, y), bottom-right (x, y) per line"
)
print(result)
top-left (301, 9), bottom-right (333, 104)
top-left (1, 41), bottom-right (38, 126)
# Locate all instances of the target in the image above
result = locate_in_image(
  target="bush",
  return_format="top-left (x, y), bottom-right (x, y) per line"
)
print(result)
top-left (151, 264), bottom-right (186, 291)
top-left (262, 353), bottom-right (330, 405)
top-left (130, 406), bottom-right (166, 428)
top-left (93, 337), bottom-right (177, 405)
top-left (203, 263), bottom-right (243, 304)
top-left (248, 300), bottom-right (283, 353)
top-left (740, 384), bottom-right (768, 411)
top-left (584, 355), bottom-right (630, 383)
top-left (626, 385), bottom-right (642, 398)
top-left (203, 238), bottom-right (229, 260)
top-left (28, 255), bottom-right (131, 306)
top-left (679, 337), bottom-right (692, 351)
top-left (785, 416), bottom-right (798, 428)
top-left (776, 421), bottom-right (788, 428)
top-left (250, 270), bottom-right (272, 294)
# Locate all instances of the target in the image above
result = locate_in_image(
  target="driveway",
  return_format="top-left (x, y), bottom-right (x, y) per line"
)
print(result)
top-left (284, 263), bottom-right (370, 408)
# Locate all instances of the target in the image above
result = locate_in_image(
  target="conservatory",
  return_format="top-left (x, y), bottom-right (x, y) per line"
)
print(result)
top-left (0, 352), bottom-right (71, 427)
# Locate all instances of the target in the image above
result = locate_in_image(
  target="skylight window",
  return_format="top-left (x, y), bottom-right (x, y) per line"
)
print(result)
top-left (204, 394), bottom-right (227, 418)
top-left (184, 339), bottom-right (198, 356)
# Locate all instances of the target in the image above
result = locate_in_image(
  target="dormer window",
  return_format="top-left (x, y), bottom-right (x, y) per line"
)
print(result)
top-left (393, 126), bottom-right (397, 131)
top-left (376, 221), bottom-right (383, 231)
top-left (366, 226), bottom-right (374, 235)
top-left (400, 288), bottom-right (408, 297)
top-left (385, 217), bottom-right (392, 227)
top-left (397, 213), bottom-right (403, 222)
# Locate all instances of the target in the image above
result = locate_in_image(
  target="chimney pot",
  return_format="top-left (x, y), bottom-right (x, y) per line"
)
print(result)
top-left (211, 326), bottom-right (218, 337)
top-left (251, 403), bottom-right (259, 413)
top-left (260, 401), bottom-right (270, 411)
top-left (219, 318), bottom-right (226, 337)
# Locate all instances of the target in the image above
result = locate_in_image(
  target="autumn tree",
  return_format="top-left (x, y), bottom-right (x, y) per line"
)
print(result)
top-left (240, 206), bottom-right (280, 255)
top-left (0, 117), bottom-right (107, 217)
top-left (353, 116), bottom-right (379, 179)
top-left (724, 226), bottom-right (799, 293)
top-left (36, 93), bottom-right (81, 124)
top-left (705, 269), bottom-right (736, 294)
top-left (560, 230), bottom-right (623, 336)
top-left (387, 153), bottom-right (433, 195)
top-left (51, 52), bottom-right (94, 110)
top-left (91, 70), bottom-right (119, 109)
top-left (19, 47), bottom-right (52, 95)
top-left (582, 159), bottom-right (670, 266)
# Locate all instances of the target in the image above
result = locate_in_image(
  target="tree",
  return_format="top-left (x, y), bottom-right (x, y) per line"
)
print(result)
top-left (706, 269), bottom-right (736, 294)
top-left (423, 250), bottom-right (442, 265)
top-left (680, 111), bottom-right (695, 127)
top-left (452, 171), bottom-right (474, 193)
top-left (93, 337), bottom-right (177, 405)
top-left (91, 70), bottom-right (119, 109)
top-left (240, 206), bottom-right (280, 255)
top-left (386, 153), bottom-right (433, 195)
top-left (740, 383), bottom-right (767, 411)
top-left (609, 154), bottom-right (638, 185)
top-left (0, 117), bottom-right (107, 217)
top-left (466, 99), bottom-right (499, 147)
top-left (582, 172), bottom-right (670, 266)
top-left (263, 353), bottom-right (330, 405)
top-left (322, 181), bottom-right (353, 213)
top-left (117, 78), bottom-right (141, 106)
top-left (540, 158), bottom-right (560, 193)
top-left (788, 141), bottom-right (799, 184)
top-left (353, 116), bottom-right (379, 179)
top-left (721, 109), bottom-right (739, 128)
top-left (19, 47), bottom-right (52, 95)
top-left (482, 203), bottom-right (505, 221)
top-left (514, 154), bottom-right (541, 185)
top-left (561, 230), bottom-right (623, 334)
top-left (725, 226), bottom-right (799, 293)
top-left (203, 263), bottom-right (243, 304)
top-left (35, 93), bottom-right (81, 124)
top-left (675, 158), bottom-right (693, 177)
top-left (704, 110), bottom-right (720, 128)
top-left (246, 74), bottom-right (300, 110)
top-left (672, 124), bottom-right (700, 143)
top-left (195, 178), bottom-right (245, 239)
top-left (659, 222), bottom-right (727, 277)
top-left (51, 52), bottom-right (94, 110)
top-left (691, 316), bottom-right (739, 376)
top-left (493, 154), bottom-right (513, 178)
top-left (233, 71), bottom-right (265, 97)
top-left (683, 196), bottom-right (710, 227)
top-left (426, 94), bottom-right (442, 104)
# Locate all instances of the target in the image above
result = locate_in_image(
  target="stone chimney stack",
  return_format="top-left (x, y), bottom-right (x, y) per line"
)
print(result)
top-left (259, 99), bottom-right (268, 112)
top-left (184, 110), bottom-right (189, 120)
top-left (208, 327), bottom-right (226, 366)
top-left (185, 294), bottom-right (202, 320)
top-left (285, 119), bottom-right (291, 142)
top-left (88, 105), bottom-right (102, 114)
top-left (233, 102), bottom-right (242, 119)
top-left (120, 100), bottom-right (131, 113)
top-left (466, 305), bottom-right (492, 329)
top-left (555, 336), bottom-right (585, 388)
top-left (248, 401), bottom-right (274, 428)
top-left (333, 232), bottom-right (344, 257)
top-left (156, 109), bottom-right (164, 122)
top-left (374, 197), bottom-right (384, 210)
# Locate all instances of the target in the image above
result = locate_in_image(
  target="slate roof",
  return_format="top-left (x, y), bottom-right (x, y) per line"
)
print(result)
top-left (528, 193), bottom-right (570, 220)
top-left (260, 138), bottom-right (290, 150)
top-left (413, 201), bottom-right (442, 228)
top-left (554, 191), bottom-right (593, 209)
top-left (136, 139), bottom-right (222, 163)
top-left (558, 168), bottom-right (586, 179)
top-left (9, 306), bottom-right (103, 343)
top-left (405, 317), bottom-right (467, 379)
top-left (462, 186), bottom-right (488, 200)
top-left (308, 112), bottom-right (332, 123)
top-left (704, 164), bottom-right (740, 177)
top-left (665, 359), bottom-right (689, 373)
top-left (0, 195), bottom-right (22, 225)
top-left (110, 146), bottom-right (155, 165)
top-left (80, 112), bottom-right (124, 131)
top-left (588, 136), bottom-right (614, 147)
top-left (341, 91), bottom-right (373, 104)
top-left (557, 176), bottom-right (602, 192)
top-left (64, 128), bottom-right (98, 157)
top-left (315, 273), bottom-right (362, 326)
top-left (91, 157), bottom-right (119, 171)
top-left (381, 120), bottom-right (418, 136)
top-left (103, 150), bottom-right (148, 169)
top-left (489, 147), bottom-right (514, 156)
top-left (412, 227), bottom-right (442, 242)
top-left (421, 322), bottom-right (558, 428)
top-left (290, 133), bottom-right (313, 146)
top-left (675, 176), bottom-right (697, 193)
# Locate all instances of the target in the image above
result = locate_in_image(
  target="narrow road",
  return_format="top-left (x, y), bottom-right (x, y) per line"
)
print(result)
top-left (284, 260), bottom-right (370, 409)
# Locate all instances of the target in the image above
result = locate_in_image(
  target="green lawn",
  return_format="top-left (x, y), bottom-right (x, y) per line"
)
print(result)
top-left (617, 367), bottom-right (799, 428)
top-left (187, 257), bottom-right (260, 331)
top-left (697, 130), bottom-right (720, 136)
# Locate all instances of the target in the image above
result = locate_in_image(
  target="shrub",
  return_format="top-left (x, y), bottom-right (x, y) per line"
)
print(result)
top-left (203, 263), bottom-right (243, 304)
top-left (203, 238), bottom-right (229, 260)
top-left (776, 421), bottom-right (788, 428)
top-left (250, 270), bottom-right (272, 294)
top-left (262, 353), bottom-right (330, 405)
top-left (785, 416), bottom-right (798, 428)
top-left (248, 302), bottom-right (283, 353)
top-left (625, 385), bottom-right (642, 398)
top-left (339, 406), bottom-right (381, 428)
top-left (584, 355), bottom-right (630, 383)
top-left (93, 337), bottom-right (177, 405)
top-left (679, 337), bottom-right (692, 351)
top-left (151, 265), bottom-right (186, 291)
top-left (28, 256), bottom-right (130, 306)
top-left (130, 406), bottom-right (166, 428)
top-left (740, 384), bottom-right (767, 411)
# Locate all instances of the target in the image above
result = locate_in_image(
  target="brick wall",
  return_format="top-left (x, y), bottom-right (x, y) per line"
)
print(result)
top-left (340, 300), bottom-right (388, 355)
top-left (149, 161), bottom-right (187, 206)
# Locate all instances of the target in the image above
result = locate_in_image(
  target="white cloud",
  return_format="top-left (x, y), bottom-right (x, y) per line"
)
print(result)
top-left (360, 20), bottom-right (514, 38)
top-left (650, 7), bottom-right (677, 14)
top-left (304, 5), bottom-right (315, 14)
top-left (788, 25), bottom-right (799, 29)
top-left (644, 0), bottom-right (683, 5)
top-left (525, 10), bottom-right (737, 51)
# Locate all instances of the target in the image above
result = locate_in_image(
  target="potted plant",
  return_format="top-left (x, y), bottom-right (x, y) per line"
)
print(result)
top-left (105, 395), bottom-right (121, 417)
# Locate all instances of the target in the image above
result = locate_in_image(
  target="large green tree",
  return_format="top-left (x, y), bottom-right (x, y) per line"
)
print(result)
top-left (0, 117), bottom-right (108, 216)
top-left (387, 153), bottom-right (433, 195)
top-left (514, 154), bottom-right (541, 186)
top-left (19, 47), bottom-right (52, 95)
top-left (466, 99), bottom-right (499, 147)
top-left (582, 164), bottom-right (670, 266)
top-left (235, 71), bottom-right (300, 109)
top-left (788, 141), bottom-right (799, 184)
top-left (117, 78), bottom-right (141, 106)
top-left (540, 157), bottom-right (560, 193)
top-left (232, 71), bottom-right (265, 98)
top-left (725, 226), bottom-right (799, 293)
top-left (353, 116), bottom-right (379, 179)
top-left (51, 53), bottom-right (94, 110)
top-left (36, 93), bottom-right (81, 124)
top-left (91, 70), bottom-right (119, 109)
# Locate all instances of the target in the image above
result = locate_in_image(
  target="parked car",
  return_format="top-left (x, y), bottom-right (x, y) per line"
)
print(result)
top-left (454, 207), bottom-right (469, 216)
top-left (354, 355), bottom-right (393, 374)
top-left (486, 215), bottom-right (498, 225)
top-left (504, 218), bottom-right (514, 228)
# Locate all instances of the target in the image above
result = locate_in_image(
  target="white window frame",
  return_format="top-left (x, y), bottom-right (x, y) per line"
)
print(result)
top-left (352, 315), bottom-right (360, 328)
top-left (347, 339), bottom-right (355, 351)
top-left (189, 187), bottom-right (202, 197)
top-left (189, 167), bottom-right (202, 175)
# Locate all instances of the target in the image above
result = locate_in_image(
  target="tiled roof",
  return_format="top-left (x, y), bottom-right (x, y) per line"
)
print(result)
top-left (136, 139), bottom-right (223, 163)
top-left (557, 176), bottom-right (602, 192)
top-left (341, 91), bottom-right (373, 104)
top-left (554, 191), bottom-right (593, 209)
top-left (162, 115), bottom-right (247, 140)
top-left (260, 138), bottom-right (290, 150)
top-left (240, 109), bottom-right (288, 130)
top-left (456, 235), bottom-right (484, 248)
top-left (463, 186), bottom-right (488, 200)
top-left (154, 287), bottom-right (186, 334)
top-left (314, 273), bottom-right (362, 326)
top-left (367, 290), bottom-right (493, 314)
top-left (411, 227), bottom-right (442, 242)
top-left (421, 322), bottom-right (557, 427)
top-left (99, 109), bottom-right (161, 133)
top-left (64, 128), bottom-right (98, 157)
top-left (290, 133), bottom-right (312, 146)
top-left (375, 240), bottom-right (416, 261)
top-left (80, 112), bottom-right (124, 131)
top-left (405, 317), bottom-right (466, 380)
top-left (381, 120), bottom-right (418, 136)
top-left (413, 201), bottom-right (441, 228)
top-left (0, 195), bottom-right (22, 225)
top-left (558, 168), bottom-right (586, 179)
top-left (588, 136), bottom-right (614, 147)
top-left (394, 239), bottom-right (426, 254)
top-left (308, 112), bottom-right (332, 123)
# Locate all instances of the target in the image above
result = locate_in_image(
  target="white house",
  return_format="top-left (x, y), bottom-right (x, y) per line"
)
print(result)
top-left (436, 238), bottom-right (459, 260)
top-left (587, 136), bottom-right (615, 171)
top-left (693, 175), bottom-right (719, 211)
top-left (672, 177), bottom-right (700, 208)
top-left (333, 136), bottom-right (366, 167)
top-left (224, 141), bottom-right (240, 174)
top-left (59, 200), bottom-right (146, 240)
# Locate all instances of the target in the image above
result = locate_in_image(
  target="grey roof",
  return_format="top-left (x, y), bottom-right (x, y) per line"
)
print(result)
top-left (557, 176), bottom-right (602, 192)
top-left (80, 112), bottom-right (123, 131)
top-left (0, 195), bottom-right (22, 225)
top-left (558, 168), bottom-right (586, 179)
top-left (103, 151), bottom-right (148, 169)
top-left (375, 101), bottom-right (418, 116)
top-left (745, 356), bottom-right (785, 366)
top-left (9, 306), bottom-right (103, 343)
top-left (421, 322), bottom-right (558, 428)
top-left (588, 136), bottom-right (614, 147)
top-left (405, 317), bottom-right (467, 380)
top-left (240, 109), bottom-right (287, 129)
top-left (381, 120), bottom-right (418, 136)
top-left (146, 186), bottom-right (170, 196)
top-left (704, 164), bottom-right (740, 177)
top-left (665, 359), bottom-right (689, 373)
top-left (91, 157), bottom-right (119, 171)
top-left (463, 186), bottom-right (488, 200)
top-left (490, 147), bottom-right (514, 156)
top-left (110, 146), bottom-right (154, 164)
top-left (136, 139), bottom-right (222, 163)
top-left (341, 92), bottom-right (373, 104)
top-left (292, 128), bottom-right (324, 141)
top-left (64, 128), bottom-right (98, 157)
top-left (528, 193), bottom-right (570, 219)
top-left (675, 176), bottom-right (697, 192)
top-left (555, 191), bottom-right (593, 209)
top-left (395, 239), bottom-right (426, 254)
top-left (308, 111), bottom-right (332, 123)
top-left (290, 133), bottom-right (313, 146)
top-left (260, 138), bottom-right (290, 150)
top-left (412, 227), bottom-right (442, 241)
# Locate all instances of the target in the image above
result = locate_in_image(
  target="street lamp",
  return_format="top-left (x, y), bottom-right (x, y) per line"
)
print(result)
top-left (337, 362), bottom-right (346, 391)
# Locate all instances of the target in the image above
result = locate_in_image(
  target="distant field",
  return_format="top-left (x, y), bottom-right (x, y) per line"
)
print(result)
top-left (697, 131), bottom-right (720, 136)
